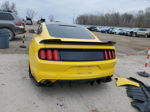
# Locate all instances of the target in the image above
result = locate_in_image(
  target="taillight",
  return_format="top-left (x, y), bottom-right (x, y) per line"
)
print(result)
top-left (104, 50), bottom-right (116, 60)
top-left (39, 49), bottom-right (115, 61)
top-left (17, 22), bottom-right (24, 26)
top-left (104, 50), bottom-right (108, 60)
top-left (39, 49), bottom-right (59, 61)
top-left (108, 50), bottom-right (112, 59)
top-left (46, 50), bottom-right (52, 60)
top-left (39, 50), bottom-right (46, 60)
top-left (112, 50), bottom-right (115, 58)
top-left (53, 49), bottom-right (59, 61)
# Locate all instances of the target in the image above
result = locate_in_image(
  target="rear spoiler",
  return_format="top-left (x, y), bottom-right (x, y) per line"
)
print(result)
top-left (39, 39), bottom-right (116, 46)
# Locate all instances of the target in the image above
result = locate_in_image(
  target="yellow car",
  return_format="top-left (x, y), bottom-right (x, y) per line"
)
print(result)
top-left (29, 23), bottom-right (117, 86)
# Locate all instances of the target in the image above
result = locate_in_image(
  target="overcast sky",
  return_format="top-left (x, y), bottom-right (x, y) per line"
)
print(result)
top-left (0, 0), bottom-right (150, 23)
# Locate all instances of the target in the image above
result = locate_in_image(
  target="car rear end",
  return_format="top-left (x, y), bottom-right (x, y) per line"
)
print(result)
top-left (30, 40), bottom-right (116, 83)
top-left (0, 11), bottom-right (25, 35)
top-left (12, 13), bottom-right (26, 34)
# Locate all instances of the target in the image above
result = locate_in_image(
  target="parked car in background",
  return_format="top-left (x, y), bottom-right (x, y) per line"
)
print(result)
top-left (124, 28), bottom-right (134, 36)
top-left (25, 17), bottom-right (33, 25)
top-left (87, 26), bottom-right (101, 32)
top-left (132, 28), bottom-right (150, 38)
top-left (100, 27), bottom-right (109, 33)
top-left (87, 26), bottom-right (97, 31)
top-left (0, 10), bottom-right (26, 40)
top-left (96, 27), bottom-right (103, 32)
top-left (112, 28), bottom-right (125, 35)
top-left (108, 27), bottom-right (115, 34)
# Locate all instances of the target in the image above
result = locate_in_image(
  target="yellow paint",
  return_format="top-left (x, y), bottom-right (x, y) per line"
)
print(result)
top-left (116, 77), bottom-right (140, 87)
top-left (29, 23), bottom-right (117, 83)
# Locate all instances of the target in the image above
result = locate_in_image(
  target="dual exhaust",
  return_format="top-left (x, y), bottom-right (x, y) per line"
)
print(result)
top-left (32, 76), bottom-right (113, 87)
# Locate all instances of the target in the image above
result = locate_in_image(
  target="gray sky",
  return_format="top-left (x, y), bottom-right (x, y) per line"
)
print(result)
top-left (0, 0), bottom-right (150, 23)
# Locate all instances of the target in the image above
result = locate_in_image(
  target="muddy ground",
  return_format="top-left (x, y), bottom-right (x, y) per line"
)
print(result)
top-left (0, 30), bottom-right (150, 112)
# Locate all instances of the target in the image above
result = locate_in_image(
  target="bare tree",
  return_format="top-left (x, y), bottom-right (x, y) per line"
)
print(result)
top-left (0, 1), bottom-right (17, 14)
top-left (145, 7), bottom-right (150, 27)
top-left (76, 7), bottom-right (150, 28)
top-left (49, 15), bottom-right (55, 22)
top-left (26, 9), bottom-right (37, 19)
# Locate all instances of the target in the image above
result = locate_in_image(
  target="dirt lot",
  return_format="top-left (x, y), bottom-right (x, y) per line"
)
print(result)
top-left (0, 31), bottom-right (150, 112)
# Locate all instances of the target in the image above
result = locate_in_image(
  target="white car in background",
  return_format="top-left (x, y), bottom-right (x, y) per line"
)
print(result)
top-left (112, 28), bottom-right (126, 35)
top-left (132, 28), bottom-right (150, 38)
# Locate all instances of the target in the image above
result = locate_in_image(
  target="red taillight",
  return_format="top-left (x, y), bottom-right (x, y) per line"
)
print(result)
top-left (53, 50), bottom-right (59, 61)
top-left (112, 50), bottom-right (115, 58)
top-left (108, 50), bottom-right (112, 59)
top-left (39, 49), bottom-right (115, 61)
top-left (39, 49), bottom-right (59, 61)
top-left (46, 50), bottom-right (52, 60)
top-left (104, 50), bottom-right (108, 60)
top-left (17, 22), bottom-right (24, 26)
top-left (39, 50), bottom-right (46, 59)
top-left (104, 50), bottom-right (115, 60)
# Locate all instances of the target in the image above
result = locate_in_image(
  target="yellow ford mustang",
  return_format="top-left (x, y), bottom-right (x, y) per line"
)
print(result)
top-left (29, 23), bottom-right (116, 86)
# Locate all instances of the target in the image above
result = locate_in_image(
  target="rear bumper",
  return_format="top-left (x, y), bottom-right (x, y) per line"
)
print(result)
top-left (57, 76), bottom-right (113, 83)
top-left (30, 59), bottom-right (116, 82)
top-left (15, 26), bottom-right (26, 35)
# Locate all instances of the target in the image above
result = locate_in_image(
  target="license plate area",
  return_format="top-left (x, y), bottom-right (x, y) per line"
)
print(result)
top-left (72, 66), bottom-right (99, 74)
top-left (59, 49), bottom-right (104, 61)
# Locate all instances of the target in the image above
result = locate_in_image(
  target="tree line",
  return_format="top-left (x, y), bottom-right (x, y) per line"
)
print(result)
top-left (76, 7), bottom-right (150, 28)
top-left (0, 1), bottom-right (56, 22)
top-left (0, 1), bottom-right (37, 20)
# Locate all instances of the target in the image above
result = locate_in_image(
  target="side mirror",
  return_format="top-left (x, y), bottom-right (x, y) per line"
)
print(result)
top-left (29, 29), bottom-right (35, 33)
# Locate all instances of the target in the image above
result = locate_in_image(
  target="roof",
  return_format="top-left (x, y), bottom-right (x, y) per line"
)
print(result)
top-left (46, 22), bottom-right (81, 27)
top-left (0, 10), bottom-right (13, 13)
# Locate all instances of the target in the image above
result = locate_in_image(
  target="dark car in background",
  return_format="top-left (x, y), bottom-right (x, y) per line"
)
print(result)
top-left (87, 26), bottom-right (101, 32)
top-left (25, 17), bottom-right (33, 25)
top-left (108, 27), bottom-right (115, 34)
top-left (0, 11), bottom-right (26, 40)
top-left (87, 26), bottom-right (97, 31)
top-left (100, 27), bottom-right (110, 33)
top-left (100, 27), bottom-right (114, 33)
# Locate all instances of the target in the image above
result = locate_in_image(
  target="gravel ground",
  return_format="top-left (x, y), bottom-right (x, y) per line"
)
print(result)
top-left (0, 31), bottom-right (150, 112)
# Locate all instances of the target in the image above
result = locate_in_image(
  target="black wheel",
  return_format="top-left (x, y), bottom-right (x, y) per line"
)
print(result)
top-left (145, 34), bottom-right (148, 38)
top-left (3, 29), bottom-right (14, 41)
top-left (130, 32), bottom-right (133, 37)
top-left (132, 33), bottom-right (137, 37)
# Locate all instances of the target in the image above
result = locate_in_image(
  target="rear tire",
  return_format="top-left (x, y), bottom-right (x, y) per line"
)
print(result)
top-left (145, 34), bottom-right (148, 38)
top-left (132, 33), bottom-right (137, 37)
top-left (3, 29), bottom-right (14, 41)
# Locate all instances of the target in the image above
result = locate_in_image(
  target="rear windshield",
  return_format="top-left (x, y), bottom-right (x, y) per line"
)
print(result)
top-left (46, 24), bottom-right (95, 39)
top-left (0, 13), bottom-right (14, 20)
